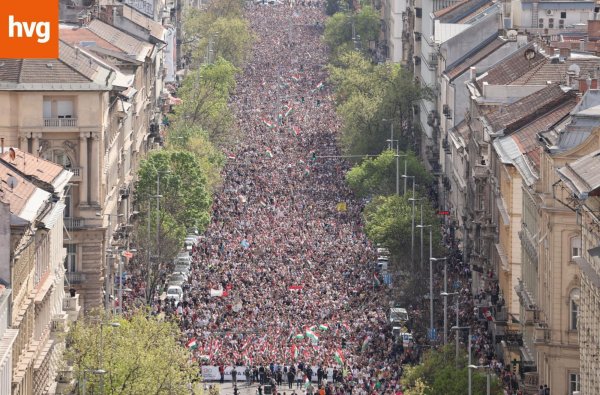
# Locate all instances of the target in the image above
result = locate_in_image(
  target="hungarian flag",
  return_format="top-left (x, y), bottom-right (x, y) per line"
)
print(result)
top-left (291, 344), bottom-right (299, 359)
top-left (266, 149), bottom-right (274, 158)
top-left (295, 334), bottom-right (305, 340)
top-left (482, 307), bottom-right (494, 322)
top-left (227, 153), bottom-right (236, 160)
top-left (186, 338), bottom-right (198, 350)
top-left (289, 285), bottom-right (303, 291)
top-left (292, 125), bottom-right (301, 136)
top-left (316, 81), bottom-right (324, 90)
top-left (334, 349), bottom-right (345, 366)
top-left (262, 118), bottom-right (275, 129)
top-left (285, 107), bottom-right (294, 118)
top-left (291, 74), bottom-right (301, 82)
top-left (306, 329), bottom-right (319, 342)
top-left (318, 324), bottom-right (329, 331)
top-left (361, 336), bottom-right (370, 352)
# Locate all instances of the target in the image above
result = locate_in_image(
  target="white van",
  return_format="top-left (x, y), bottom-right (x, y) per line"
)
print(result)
top-left (166, 285), bottom-right (183, 303)
top-left (389, 307), bottom-right (409, 324)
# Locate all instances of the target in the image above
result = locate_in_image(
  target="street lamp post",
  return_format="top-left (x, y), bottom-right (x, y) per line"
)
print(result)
top-left (431, 257), bottom-right (448, 343)
top-left (96, 213), bottom-right (124, 311)
top-left (81, 369), bottom-right (106, 395)
top-left (468, 365), bottom-right (491, 395)
top-left (403, 175), bottom-right (416, 263)
top-left (452, 326), bottom-right (472, 395)
top-left (441, 291), bottom-right (458, 349)
top-left (99, 322), bottom-right (120, 395)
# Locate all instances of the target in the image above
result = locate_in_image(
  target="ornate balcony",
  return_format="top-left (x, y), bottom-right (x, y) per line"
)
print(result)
top-left (43, 118), bottom-right (78, 127)
top-left (64, 217), bottom-right (85, 230)
top-left (533, 324), bottom-right (551, 344)
top-left (65, 272), bottom-right (86, 285)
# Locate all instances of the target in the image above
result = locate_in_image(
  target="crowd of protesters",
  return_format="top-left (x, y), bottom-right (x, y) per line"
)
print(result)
top-left (113, 1), bottom-right (527, 394)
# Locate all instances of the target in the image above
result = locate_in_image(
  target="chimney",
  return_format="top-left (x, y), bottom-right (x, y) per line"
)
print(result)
top-left (554, 48), bottom-right (560, 57)
top-left (560, 47), bottom-right (570, 58)
top-left (580, 39), bottom-right (586, 52)
top-left (470, 67), bottom-right (476, 82)
top-left (588, 20), bottom-right (600, 41)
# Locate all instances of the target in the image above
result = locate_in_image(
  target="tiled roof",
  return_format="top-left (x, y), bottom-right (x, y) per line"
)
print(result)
top-left (0, 41), bottom-right (109, 84)
top-left (0, 167), bottom-right (37, 217)
top-left (437, 0), bottom-right (493, 23)
top-left (445, 36), bottom-right (507, 81)
top-left (87, 19), bottom-right (152, 62)
top-left (434, 0), bottom-right (468, 19)
top-left (60, 25), bottom-right (123, 53)
top-left (512, 58), bottom-right (600, 85)
top-left (477, 43), bottom-right (547, 90)
top-left (0, 148), bottom-right (65, 185)
top-left (511, 96), bottom-right (578, 169)
top-left (486, 84), bottom-right (571, 133)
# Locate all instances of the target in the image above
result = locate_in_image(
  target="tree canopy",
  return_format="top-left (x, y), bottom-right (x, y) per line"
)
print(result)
top-left (401, 346), bottom-right (503, 395)
top-left (324, 7), bottom-right (380, 56)
top-left (346, 150), bottom-right (433, 198)
top-left (65, 311), bottom-right (198, 394)
top-left (328, 52), bottom-right (430, 155)
top-left (364, 194), bottom-right (441, 266)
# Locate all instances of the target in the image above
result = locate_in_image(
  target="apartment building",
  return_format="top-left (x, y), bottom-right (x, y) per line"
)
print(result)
top-left (0, 148), bottom-right (72, 394)
top-left (558, 142), bottom-right (600, 394)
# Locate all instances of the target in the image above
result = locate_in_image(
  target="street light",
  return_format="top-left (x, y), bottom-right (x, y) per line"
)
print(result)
top-left (442, 291), bottom-right (459, 353)
top-left (431, 257), bottom-right (448, 344)
top-left (468, 365), bottom-right (492, 395)
top-left (96, 213), bottom-right (124, 311)
top-left (451, 326), bottom-right (472, 395)
top-left (383, 118), bottom-right (409, 196)
top-left (404, 176), bottom-right (416, 263)
top-left (82, 369), bottom-right (107, 395)
top-left (99, 322), bottom-right (120, 395)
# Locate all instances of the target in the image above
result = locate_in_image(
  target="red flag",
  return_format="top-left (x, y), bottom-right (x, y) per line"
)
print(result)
top-left (482, 307), bottom-right (494, 321)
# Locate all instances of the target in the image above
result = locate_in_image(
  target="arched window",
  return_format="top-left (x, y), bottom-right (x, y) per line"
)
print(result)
top-left (570, 288), bottom-right (580, 330)
top-left (42, 148), bottom-right (72, 169)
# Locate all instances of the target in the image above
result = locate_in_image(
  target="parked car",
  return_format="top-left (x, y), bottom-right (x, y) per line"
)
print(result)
top-left (166, 285), bottom-right (183, 303)
top-left (169, 273), bottom-right (187, 287)
top-left (174, 264), bottom-right (191, 276)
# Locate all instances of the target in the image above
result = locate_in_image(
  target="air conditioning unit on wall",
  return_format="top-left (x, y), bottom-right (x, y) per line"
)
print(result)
top-left (546, 9), bottom-right (553, 16)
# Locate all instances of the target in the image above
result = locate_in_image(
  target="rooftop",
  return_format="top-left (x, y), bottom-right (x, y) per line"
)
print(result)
top-left (445, 36), bottom-right (507, 81)
top-left (511, 58), bottom-right (600, 85)
top-left (436, 0), bottom-right (496, 24)
top-left (558, 148), bottom-right (600, 198)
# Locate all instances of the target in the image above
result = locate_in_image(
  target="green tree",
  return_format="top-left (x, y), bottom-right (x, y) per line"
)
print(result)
top-left (135, 150), bottom-right (212, 232)
top-left (323, 7), bottom-right (380, 54)
top-left (401, 346), bottom-right (503, 395)
top-left (166, 123), bottom-right (225, 192)
top-left (364, 194), bottom-right (440, 266)
top-left (346, 150), bottom-right (433, 198)
top-left (175, 58), bottom-right (238, 142)
top-left (65, 311), bottom-right (198, 394)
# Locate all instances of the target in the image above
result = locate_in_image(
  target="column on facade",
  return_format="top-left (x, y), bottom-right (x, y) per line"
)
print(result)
top-left (79, 133), bottom-right (88, 205)
top-left (90, 133), bottom-right (100, 205)
top-left (32, 133), bottom-right (42, 156)
top-left (18, 134), bottom-right (28, 152)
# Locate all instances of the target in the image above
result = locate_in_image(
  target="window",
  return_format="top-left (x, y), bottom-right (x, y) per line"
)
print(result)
top-left (548, 18), bottom-right (554, 28)
top-left (415, 7), bottom-right (422, 18)
top-left (43, 97), bottom-right (75, 118)
top-left (561, 11), bottom-right (567, 19)
top-left (569, 372), bottom-right (580, 394)
top-left (538, 18), bottom-right (544, 28)
top-left (570, 288), bottom-right (580, 330)
top-left (559, 19), bottom-right (565, 29)
top-left (42, 149), bottom-right (72, 169)
top-left (64, 186), bottom-right (72, 218)
top-left (64, 244), bottom-right (77, 272)
top-left (571, 236), bottom-right (581, 258)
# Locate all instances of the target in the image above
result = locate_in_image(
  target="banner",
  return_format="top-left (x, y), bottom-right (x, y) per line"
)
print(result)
top-left (199, 366), bottom-right (337, 382)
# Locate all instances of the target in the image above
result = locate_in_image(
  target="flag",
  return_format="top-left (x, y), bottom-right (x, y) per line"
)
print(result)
top-left (336, 202), bottom-right (347, 212)
top-left (361, 336), bottom-right (370, 352)
top-left (210, 289), bottom-right (224, 297)
top-left (482, 307), bottom-right (494, 322)
top-left (316, 82), bottom-right (324, 90)
top-left (292, 125), bottom-right (301, 136)
top-left (266, 149), bottom-right (274, 158)
top-left (373, 273), bottom-right (381, 287)
top-left (334, 349), bottom-right (345, 366)
top-left (318, 324), bottom-right (329, 331)
top-left (262, 118), bottom-right (276, 129)
top-left (289, 285), bottom-right (303, 291)
top-left (305, 329), bottom-right (319, 342)
top-left (186, 338), bottom-right (198, 350)
top-left (342, 322), bottom-right (351, 332)
top-left (291, 344), bottom-right (299, 359)
top-left (295, 334), bottom-right (305, 340)
top-left (227, 153), bottom-right (236, 160)
top-left (285, 107), bottom-right (294, 117)
top-left (291, 74), bottom-right (301, 82)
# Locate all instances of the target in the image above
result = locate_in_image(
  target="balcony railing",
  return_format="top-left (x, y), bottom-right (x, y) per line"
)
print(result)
top-left (65, 272), bottom-right (86, 285)
top-left (64, 217), bottom-right (85, 230)
top-left (67, 167), bottom-right (82, 181)
top-left (63, 294), bottom-right (80, 311)
top-left (43, 118), bottom-right (78, 127)
top-left (51, 313), bottom-right (68, 333)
